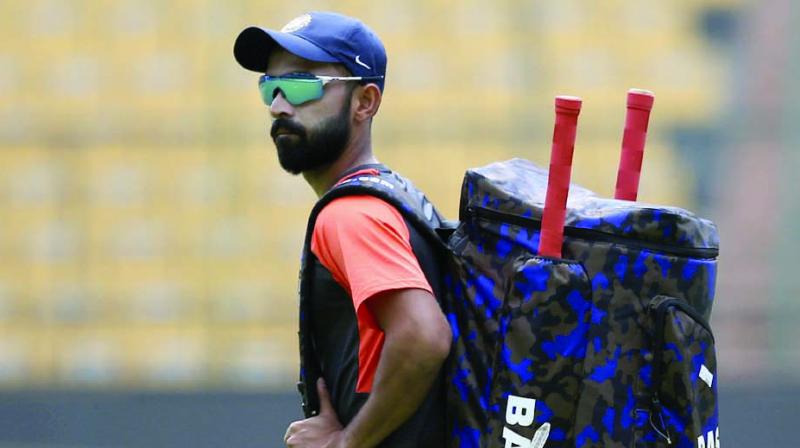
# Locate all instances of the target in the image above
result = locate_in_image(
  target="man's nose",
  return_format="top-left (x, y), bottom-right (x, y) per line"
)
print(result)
top-left (269, 89), bottom-right (294, 118)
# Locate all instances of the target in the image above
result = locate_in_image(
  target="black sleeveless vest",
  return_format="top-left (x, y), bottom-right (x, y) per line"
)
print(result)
top-left (297, 165), bottom-right (450, 443)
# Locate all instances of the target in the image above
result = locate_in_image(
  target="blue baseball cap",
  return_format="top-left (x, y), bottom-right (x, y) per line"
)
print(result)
top-left (234, 12), bottom-right (387, 91)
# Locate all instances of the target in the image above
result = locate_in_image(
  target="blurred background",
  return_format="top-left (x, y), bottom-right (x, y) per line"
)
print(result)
top-left (0, 0), bottom-right (796, 446)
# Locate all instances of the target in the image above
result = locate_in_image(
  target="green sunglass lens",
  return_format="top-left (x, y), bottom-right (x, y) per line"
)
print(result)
top-left (259, 78), bottom-right (323, 106)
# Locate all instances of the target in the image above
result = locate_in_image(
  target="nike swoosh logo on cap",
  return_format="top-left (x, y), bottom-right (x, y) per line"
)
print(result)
top-left (355, 55), bottom-right (371, 70)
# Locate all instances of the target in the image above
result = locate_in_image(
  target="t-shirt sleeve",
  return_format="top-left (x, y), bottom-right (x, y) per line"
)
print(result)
top-left (310, 195), bottom-right (433, 314)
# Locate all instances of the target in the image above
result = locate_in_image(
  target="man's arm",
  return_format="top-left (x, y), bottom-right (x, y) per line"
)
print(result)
top-left (284, 287), bottom-right (451, 448)
top-left (340, 287), bottom-right (451, 447)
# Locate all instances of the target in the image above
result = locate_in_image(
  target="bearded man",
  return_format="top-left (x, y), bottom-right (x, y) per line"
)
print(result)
top-left (234, 11), bottom-right (451, 448)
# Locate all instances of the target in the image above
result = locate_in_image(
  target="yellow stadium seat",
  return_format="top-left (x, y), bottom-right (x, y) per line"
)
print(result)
top-left (209, 324), bottom-right (297, 390)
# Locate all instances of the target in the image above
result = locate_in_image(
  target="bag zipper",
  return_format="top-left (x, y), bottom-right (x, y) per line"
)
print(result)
top-left (650, 297), bottom-right (714, 342)
top-left (466, 206), bottom-right (719, 259)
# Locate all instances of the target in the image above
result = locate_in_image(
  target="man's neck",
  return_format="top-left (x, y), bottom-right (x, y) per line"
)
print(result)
top-left (303, 132), bottom-right (377, 198)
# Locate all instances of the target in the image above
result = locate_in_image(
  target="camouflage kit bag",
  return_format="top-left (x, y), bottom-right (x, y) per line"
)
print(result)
top-left (444, 93), bottom-right (720, 447)
top-left (444, 158), bottom-right (719, 448)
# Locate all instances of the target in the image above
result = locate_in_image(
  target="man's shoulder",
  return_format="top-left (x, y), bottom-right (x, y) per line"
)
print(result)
top-left (314, 195), bottom-right (406, 233)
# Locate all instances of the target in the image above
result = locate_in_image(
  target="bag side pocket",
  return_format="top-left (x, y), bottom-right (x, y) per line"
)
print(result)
top-left (641, 295), bottom-right (719, 448)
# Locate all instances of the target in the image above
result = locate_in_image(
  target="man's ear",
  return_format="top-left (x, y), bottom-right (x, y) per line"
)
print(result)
top-left (352, 84), bottom-right (382, 123)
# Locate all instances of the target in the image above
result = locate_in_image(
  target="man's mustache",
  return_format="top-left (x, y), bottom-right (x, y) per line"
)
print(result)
top-left (271, 118), bottom-right (307, 139)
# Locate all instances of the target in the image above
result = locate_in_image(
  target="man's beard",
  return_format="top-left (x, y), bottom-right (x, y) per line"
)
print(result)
top-left (270, 98), bottom-right (351, 175)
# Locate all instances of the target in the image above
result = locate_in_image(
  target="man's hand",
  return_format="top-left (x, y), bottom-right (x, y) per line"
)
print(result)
top-left (284, 378), bottom-right (345, 448)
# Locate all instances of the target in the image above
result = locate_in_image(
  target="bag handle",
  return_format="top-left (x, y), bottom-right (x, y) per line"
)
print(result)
top-left (614, 89), bottom-right (655, 201)
top-left (539, 95), bottom-right (582, 258)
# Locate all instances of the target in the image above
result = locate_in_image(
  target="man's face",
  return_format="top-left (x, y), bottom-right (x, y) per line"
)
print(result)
top-left (265, 49), bottom-right (354, 175)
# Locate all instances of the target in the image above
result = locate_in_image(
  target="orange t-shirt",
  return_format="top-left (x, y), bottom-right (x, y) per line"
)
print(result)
top-left (310, 188), bottom-right (433, 393)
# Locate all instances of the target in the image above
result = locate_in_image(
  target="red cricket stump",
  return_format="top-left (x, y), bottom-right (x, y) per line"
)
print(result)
top-left (614, 88), bottom-right (655, 201)
top-left (539, 95), bottom-right (582, 259)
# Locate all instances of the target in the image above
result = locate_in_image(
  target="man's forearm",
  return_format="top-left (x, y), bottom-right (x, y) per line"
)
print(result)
top-left (340, 329), bottom-right (447, 448)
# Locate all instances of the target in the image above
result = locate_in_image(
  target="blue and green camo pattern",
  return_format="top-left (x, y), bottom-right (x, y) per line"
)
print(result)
top-left (444, 158), bottom-right (719, 447)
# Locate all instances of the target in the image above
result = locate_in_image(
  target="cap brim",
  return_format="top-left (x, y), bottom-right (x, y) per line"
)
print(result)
top-left (233, 26), bottom-right (339, 73)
